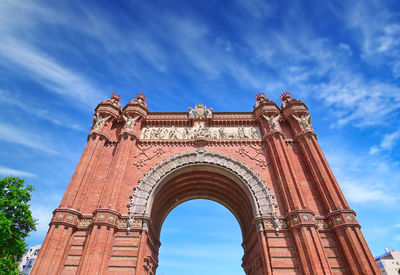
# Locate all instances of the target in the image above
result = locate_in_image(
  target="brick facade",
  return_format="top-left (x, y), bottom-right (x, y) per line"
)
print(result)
top-left (31, 92), bottom-right (380, 274)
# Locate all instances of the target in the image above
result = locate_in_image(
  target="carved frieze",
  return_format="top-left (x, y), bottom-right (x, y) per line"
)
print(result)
top-left (140, 123), bottom-right (261, 140)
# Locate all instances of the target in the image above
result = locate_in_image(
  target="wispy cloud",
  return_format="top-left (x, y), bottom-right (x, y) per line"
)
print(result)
top-left (0, 123), bottom-right (57, 154)
top-left (0, 166), bottom-right (36, 178)
top-left (324, 144), bottom-right (400, 205)
top-left (0, 90), bottom-right (86, 131)
top-left (0, 39), bottom-right (103, 108)
top-left (370, 130), bottom-right (400, 154)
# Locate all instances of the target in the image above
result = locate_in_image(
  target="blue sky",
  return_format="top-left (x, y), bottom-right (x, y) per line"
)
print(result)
top-left (1, 0), bottom-right (400, 273)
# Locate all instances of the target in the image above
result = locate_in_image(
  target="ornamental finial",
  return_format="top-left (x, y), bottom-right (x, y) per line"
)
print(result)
top-left (280, 91), bottom-right (291, 102)
top-left (136, 93), bottom-right (146, 102)
top-left (111, 93), bottom-right (121, 102)
top-left (255, 92), bottom-right (266, 101)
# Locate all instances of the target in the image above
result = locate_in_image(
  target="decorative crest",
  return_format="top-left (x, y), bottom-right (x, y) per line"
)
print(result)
top-left (111, 93), bottom-right (121, 102)
top-left (188, 104), bottom-right (213, 119)
top-left (136, 93), bottom-right (146, 102)
top-left (280, 91), bottom-right (291, 102)
top-left (255, 92), bottom-right (266, 102)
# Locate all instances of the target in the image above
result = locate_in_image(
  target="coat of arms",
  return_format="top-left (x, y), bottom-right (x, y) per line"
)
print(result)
top-left (188, 104), bottom-right (213, 119)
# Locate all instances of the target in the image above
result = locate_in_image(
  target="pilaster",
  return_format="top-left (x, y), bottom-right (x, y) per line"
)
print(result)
top-left (98, 93), bottom-right (149, 210)
top-left (280, 93), bottom-right (348, 212)
top-left (253, 92), bottom-right (306, 212)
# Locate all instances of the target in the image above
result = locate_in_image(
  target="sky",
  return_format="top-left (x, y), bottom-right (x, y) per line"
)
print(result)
top-left (0, 0), bottom-right (400, 273)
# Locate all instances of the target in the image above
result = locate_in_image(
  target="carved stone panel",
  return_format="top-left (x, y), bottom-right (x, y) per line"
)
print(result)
top-left (141, 123), bottom-right (261, 140)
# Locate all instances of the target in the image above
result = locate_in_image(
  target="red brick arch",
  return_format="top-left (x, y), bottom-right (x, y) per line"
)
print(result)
top-left (128, 149), bottom-right (279, 235)
top-left (31, 93), bottom-right (381, 275)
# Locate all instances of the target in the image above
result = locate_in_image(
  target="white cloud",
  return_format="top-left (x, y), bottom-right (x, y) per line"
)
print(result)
top-left (0, 166), bottom-right (36, 178)
top-left (324, 145), bottom-right (400, 205)
top-left (0, 123), bottom-right (57, 154)
top-left (0, 90), bottom-right (86, 132)
top-left (0, 40), bottom-right (103, 108)
top-left (340, 181), bottom-right (390, 204)
top-left (370, 130), bottom-right (400, 155)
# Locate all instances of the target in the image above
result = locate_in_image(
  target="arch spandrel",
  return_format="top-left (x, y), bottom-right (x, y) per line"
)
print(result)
top-left (128, 149), bottom-right (279, 231)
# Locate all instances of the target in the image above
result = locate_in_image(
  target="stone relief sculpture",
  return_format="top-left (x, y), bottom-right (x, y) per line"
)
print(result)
top-left (293, 113), bottom-right (312, 131)
top-left (263, 114), bottom-right (281, 132)
top-left (188, 104), bottom-right (213, 119)
top-left (92, 113), bottom-right (111, 130)
top-left (140, 124), bottom-right (261, 140)
top-left (122, 114), bottom-right (140, 131)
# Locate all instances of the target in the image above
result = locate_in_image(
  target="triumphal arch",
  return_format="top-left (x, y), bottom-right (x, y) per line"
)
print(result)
top-left (32, 92), bottom-right (379, 274)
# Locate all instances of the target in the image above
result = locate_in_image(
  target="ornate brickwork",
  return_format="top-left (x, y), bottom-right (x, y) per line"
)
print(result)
top-left (31, 93), bottom-right (380, 275)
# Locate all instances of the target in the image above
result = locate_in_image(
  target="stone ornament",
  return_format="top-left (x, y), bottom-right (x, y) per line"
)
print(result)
top-left (140, 124), bottom-right (261, 140)
top-left (345, 214), bottom-right (354, 222)
top-left (92, 113), bottom-right (111, 130)
top-left (318, 220), bottom-right (330, 229)
top-left (188, 104), bottom-right (213, 119)
top-left (122, 114), bottom-right (140, 131)
top-left (334, 215), bottom-right (343, 224)
top-left (77, 218), bottom-right (92, 227)
top-left (97, 214), bottom-right (106, 221)
top-left (292, 215), bottom-right (300, 224)
top-left (263, 114), bottom-right (281, 132)
top-left (133, 145), bottom-right (166, 169)
top-left (100, 93), bottom-right (122, 108)
top-left (292, 113), bottom-right (312, 131)
top-left (236, 145), bottom-right (268, 169)
top-left (108, 215), bottom-right (115, 223)
top-left (116, 219), bottom-right (127, 228)
top-left (302, 214), bottom-right (310, 221)
top-left (128, 150), bottom-right (279, 231)
top-left (66, 214), bottom-right (74, 221)
top-left (56, 213), bottom-right (64, 220)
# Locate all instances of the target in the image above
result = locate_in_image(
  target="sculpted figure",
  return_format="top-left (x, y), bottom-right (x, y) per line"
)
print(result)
top-left (293, 113), bottom-right (312, 131)
top-left (162, 128), bottom-right (169, 139)
top-left (238, 127), bottom-right (244, 139)
top-left (122, 114), bottom-right (139, 131)
top-left (92, 113), bottom-right (111, 130)
top-left (142, 127), bottom-right (150, 139)
top-left (169, 126), bottom-right (178, 139)
top-left (218, 126), bottom-right (225, 139)
top-left (226, 129), bottom-right (237, 139)
top-left (251, 127), bottom-right (259, 139)
top-left (150, 128), bottom-right (162, 139)
top-left (263, 114), bottom-right (281, 132)
top-left (238, 127), bottom-right (250, 139)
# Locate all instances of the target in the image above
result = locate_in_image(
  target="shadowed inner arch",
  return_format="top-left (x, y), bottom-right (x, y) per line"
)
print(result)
top-left (149, 165), bottom-right (255, 238)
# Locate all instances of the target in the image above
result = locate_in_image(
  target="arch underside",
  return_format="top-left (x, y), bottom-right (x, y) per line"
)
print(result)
top-left (151, 169), bottom-right (255, 237)
top-left (128, 150), bottom-right (279, 235)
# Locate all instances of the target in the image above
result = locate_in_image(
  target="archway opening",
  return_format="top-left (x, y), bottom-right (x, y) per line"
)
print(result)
top-left (130, 151), bottom-right (278, 275)
top-left (157, 199), bottom-right (245, 275)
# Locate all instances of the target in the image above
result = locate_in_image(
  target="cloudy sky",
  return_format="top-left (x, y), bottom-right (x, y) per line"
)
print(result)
top-left (1, 0), bottom-right (399, 274)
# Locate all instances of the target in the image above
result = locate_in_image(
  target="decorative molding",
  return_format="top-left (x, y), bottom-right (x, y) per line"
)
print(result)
top-left (140, 123), bottom-right (261, 141)
top-left (133, 144), bottom-right (166, 169)
top-left (236, 144), bottom-right (268, 169)
top-left (128, 150), bottom-right (279, 231)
